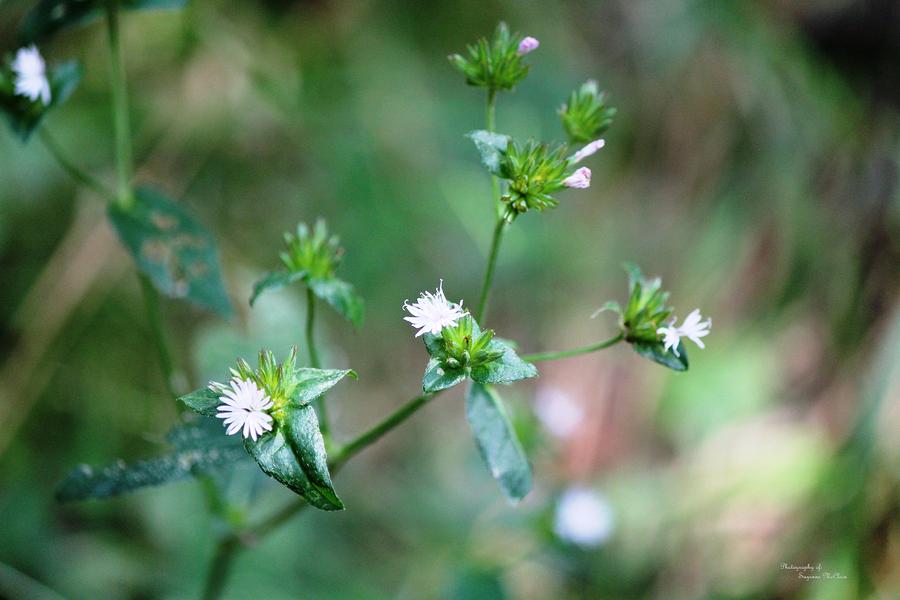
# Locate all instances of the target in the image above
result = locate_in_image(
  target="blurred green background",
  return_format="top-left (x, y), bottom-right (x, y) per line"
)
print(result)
top-left (1, 0), bottom-right (899, 598)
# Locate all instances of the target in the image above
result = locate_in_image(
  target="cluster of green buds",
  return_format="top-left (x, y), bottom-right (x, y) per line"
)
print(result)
top-left (428, 316), bottom-right (503, 375)
top-left (448, 22), bottom-right (539, 93)
top-left (618, 264), bottom-right (674, 344)
top-left (559, 80), bottom-right (617, 144)
top-left (280, 219), bottom-right (344, 279)
top-left (499, 140), bottom-right (582, 214)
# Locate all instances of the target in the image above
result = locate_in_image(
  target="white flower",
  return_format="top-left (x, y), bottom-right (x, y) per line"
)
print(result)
top-left (561, 167), bottom-right (592, 189)
top-left (12, 45), bottom-right (51, 105)
top-left (403, 280), bottom-right (468, 337)
top-left (517, 36), bottom-right (540, 56)
top-left (554, 487), bottom-right (614, 548)
top-left (570, 139), bottom-right (605, 164)
top-left (534, 386), bottom-right (584, 438)
top-left (657, 308), bottom-right (711, 356)
top-left (215, 378), bottom-right (274, 441)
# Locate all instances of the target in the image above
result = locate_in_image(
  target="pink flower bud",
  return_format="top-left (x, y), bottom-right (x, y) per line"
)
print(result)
top-left (570, 139), bottom-right (605, 163)
top-left (517, 36), bottom-right (540, 56)
top-left (562, 167), bottom-right (592, 189)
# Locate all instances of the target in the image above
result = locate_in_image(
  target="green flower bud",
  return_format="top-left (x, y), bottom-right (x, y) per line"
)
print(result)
top-left (559, 80), bottom-right (616, 144)
top-left (448, 22), bottom-right (535, 93)
top-left (280, 219), bottom-right (344, 279)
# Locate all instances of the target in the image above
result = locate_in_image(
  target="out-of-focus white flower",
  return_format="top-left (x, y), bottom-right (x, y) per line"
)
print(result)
top-left (562, 167), bottom-right (591, 189)
top-left (570, 139), bottom-right (605, 164)
top-left (12, 45), bottom-right (51, 105)
top-left (554, 487), bottom-right (614, 548)
top-left (657, 309), bottom-right (711, 356)
top-left (534, 386), bottom-right (584, 438)
top-left (215, 378), bottom-right (274, 441)
top-left (517, 36), bottom-right (540, 56)
top-left (403, 280), bottom-right (468, 337)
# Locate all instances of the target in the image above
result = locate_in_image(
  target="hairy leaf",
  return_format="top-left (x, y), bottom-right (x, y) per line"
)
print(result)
top-left (178, 387), bottom-right (220, 417)
top-left (249, 270), bottom-right (307, 306)
top-left (470, 340), bottom-right (538, 385)
top-left (423, 358), bottom-right (467, 393)
top-left (467, 130), bottom-right (510, 176)
top-left (56, 420), bottom-right (244, 502)
top-left (308, 277), bottom-right (365, 327)
top-left (631, 340), bottom-right (689, 371)
top-left (465, 383), bottom-right (532, 502)
top-left (108, 187), bottom-right (232, 316)
top-left (290, 368), bottom-right (355, 406)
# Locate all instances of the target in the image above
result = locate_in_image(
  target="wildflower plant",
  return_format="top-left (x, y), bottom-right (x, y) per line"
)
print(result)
top-left (35, 14), bottom-right (712, 597)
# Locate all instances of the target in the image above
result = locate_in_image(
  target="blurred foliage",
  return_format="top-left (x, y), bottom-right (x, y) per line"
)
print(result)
top-left (0, 0), bottom-right (898, 598)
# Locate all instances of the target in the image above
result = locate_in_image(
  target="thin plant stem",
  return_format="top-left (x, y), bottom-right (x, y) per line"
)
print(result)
top-left (39, 130), bottom-right (115, 203)
top-left (106, 2), bottom-right (176, 399)
top-left (475, 216), bottom-right (506, 323)
top-left (138, 273), bottom-right (177, 398)
top-left (305, 286), bottom-right (329, 438)
top-left (485, 88), bottom-right (500, 205)
top-left (201, 536), bottom-right (239, 600)
top-left (522, 332), bottom-right (624, 363)
top-left (105, 0), bottom-right (134, 209)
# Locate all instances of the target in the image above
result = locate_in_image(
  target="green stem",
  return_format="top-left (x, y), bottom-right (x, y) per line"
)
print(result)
top-left (522, 333), bottom-right (624, 363)
top-left (105, 0), bottom-right (134, 209)
top-left (201, 535), bottom-right (239, 600)
top-left (475, 216), bottom-right (506, 323)
top-left (39, 130), bottom-right (115, 203)
top-left (305, 287), bottom-right (329, 438)
top-left (138, 273), bottom-right (177, 398)
top-left (486, 89), bottom-right (500, 206)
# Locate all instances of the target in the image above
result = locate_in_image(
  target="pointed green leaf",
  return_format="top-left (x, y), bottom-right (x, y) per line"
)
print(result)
top-left (631, 340), bottom-right (689, 371)
top-left (282, 405), bottom-right (343, 509)
top-left (308, 277), bottom-right (365, 327)
top-left (467, 130), bottom-right (510, 175)
top-left (56, 420), bottom-right (245, 502)
top-left (1, 60), bottom-right (81, 141)
top-left (178, 387), bottom-right (220, 417)
top-left (471, 339), bottom-right (538, 385)
top-left (19, 0), bottom-right (188, 43)
top-left (244, 408), bottom-right (343, 511)
top-left (290, 368), bottom-right (355, 406)
top-left (423, 358), bottom-right (467, 393)
top-left (249, 270), bottom-right (307, 306)
top-left (465, 383), bottom-right (532, 503)
top-left (422, 332), bottom-right (446, 358)
top-left (108, 187), bottom-right (232, 316)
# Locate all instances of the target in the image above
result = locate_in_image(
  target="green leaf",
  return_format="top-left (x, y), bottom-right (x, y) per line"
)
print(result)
top-left (282, 404), bottom-right (343, 509)
top-left (1, 60), bottom-right (81, 141)
top-left (249, 270), bottom-right (307, 306)
top-left (423, 358), bottom-right (467, 393)
top-left (290, 368), bottom-right (355, 406)
top-left (178, 387), bottom-right (219, 417)
top-left (108, 186), bottom-right (232, 316)
top-left (631, 340), bottom-right (689, 371)
top-left (56, 420), bottom-right (245, 502)
top-left (465, 383), bottom-right (532, 503)
top-left (308, 277), bottom-right (365, 327)
top-left (467, 130), bottom-right (510, 175)
top-left (244, 406), bottom-right (343, 511)
top-left (19, 0), bottom-right (188, 43)
top-left (471, 339), bottom-right (538, 385)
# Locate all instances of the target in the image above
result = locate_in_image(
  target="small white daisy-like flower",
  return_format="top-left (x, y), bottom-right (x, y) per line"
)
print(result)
top-left (562, 167), bottom-right (592, 189)
top-left (517, 36), bottom-right (540, 56)
top-left (403, 280), bottom-right (468, 337)
top-left (215, 378), bottom-right (274, 441)
top-left (12, 45), bottom-right (51, 105)
top-left (554, 487), bottom-right (614, 548)
top-left (657, 309), bottom-right (711, 356)
top-left (570, 139), bottom-right (605, 164)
